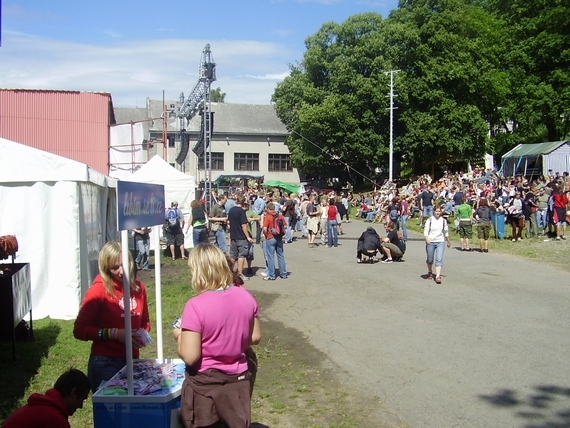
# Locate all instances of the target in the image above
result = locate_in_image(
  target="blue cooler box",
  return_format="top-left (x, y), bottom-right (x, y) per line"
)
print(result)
top-left (93, 359), bottom-right (185, 428)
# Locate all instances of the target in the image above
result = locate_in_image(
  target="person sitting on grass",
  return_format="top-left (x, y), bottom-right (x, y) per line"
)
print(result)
top-left (2, 368), bottom-right (91, 428)
top-left (380, 221), bottom-right (406, 263)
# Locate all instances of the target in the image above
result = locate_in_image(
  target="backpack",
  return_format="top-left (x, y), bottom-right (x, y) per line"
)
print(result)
top-left (167, 208), bottom-right (180, 231)
top-left (389, 204), bottom-right (400, 221)
top-left (269, 213), bottom-right (286, 237)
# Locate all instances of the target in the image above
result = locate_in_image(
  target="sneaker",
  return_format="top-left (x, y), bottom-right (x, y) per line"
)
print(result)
top-left (280, 276), bottom-right (288, 279)
top-left (556, 236), bottom-right (561, 240)
top-left (356, 258), bottom-right (362, 264)
top-left (511, 239), bottom-right (516, 242)
top-left (260, 271), bottom-right (269, 277)
top-left (382, 258), bottom-right (393, 264)
top-left (562, 236), bottom-right (566, 240)
top-left (142, 267), bottom-right (150, 271)
top-left (517, 237), bottom-right (522, 241)
top-left (426, 272), bottom-right (434, 280)
top-left (263, 276), bottom-right (275, 281)
top-left (240, 274), bottom-right (250, 281)
top-left (435, 276), bottom-right (442, 284)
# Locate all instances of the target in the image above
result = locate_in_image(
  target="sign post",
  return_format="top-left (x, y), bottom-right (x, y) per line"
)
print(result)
top-left (116, 181), bottom-right (165, 394)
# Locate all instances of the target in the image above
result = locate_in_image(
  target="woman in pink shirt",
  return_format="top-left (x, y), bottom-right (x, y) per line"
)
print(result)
top-left (173, 243), bottom-right (261, 428)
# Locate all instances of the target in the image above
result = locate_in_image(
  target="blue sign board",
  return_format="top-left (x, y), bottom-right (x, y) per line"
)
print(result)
top-left (117, 181), bottom-right (165, 231)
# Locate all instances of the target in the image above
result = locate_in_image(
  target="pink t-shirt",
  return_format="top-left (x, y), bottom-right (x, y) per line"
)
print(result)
top-left (181, 285), bottom-right (258, 374)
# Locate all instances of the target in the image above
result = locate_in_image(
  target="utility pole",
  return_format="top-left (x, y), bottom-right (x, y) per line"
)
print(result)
top-left (385, 70), bottom-right (400, 183)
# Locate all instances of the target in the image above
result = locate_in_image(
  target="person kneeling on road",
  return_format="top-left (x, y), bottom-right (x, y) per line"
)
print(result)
top-left (380, 221), bottom-right (406, 263)
top-left (356, 226), bottom-right (381, 263)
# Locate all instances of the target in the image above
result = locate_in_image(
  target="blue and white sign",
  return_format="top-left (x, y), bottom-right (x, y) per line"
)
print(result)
top-left (117, 181), bottom-right (165, 231)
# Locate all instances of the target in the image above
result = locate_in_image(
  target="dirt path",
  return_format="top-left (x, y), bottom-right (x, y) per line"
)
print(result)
top-left (245, 221), bottom-right (570, 427)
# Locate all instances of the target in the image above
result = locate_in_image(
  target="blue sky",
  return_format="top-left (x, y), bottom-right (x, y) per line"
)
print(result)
top-left (0, 0), bottom-right (399, 106)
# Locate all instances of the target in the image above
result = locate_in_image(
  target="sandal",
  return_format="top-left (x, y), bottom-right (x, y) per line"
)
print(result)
top-left (435, 276), bottom-right (442, 284)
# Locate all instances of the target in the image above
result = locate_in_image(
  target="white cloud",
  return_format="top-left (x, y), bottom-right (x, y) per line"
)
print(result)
top-left (0, 31), bottom-right (298, 107)
top-left (103, 29), bottom-right (122, 39)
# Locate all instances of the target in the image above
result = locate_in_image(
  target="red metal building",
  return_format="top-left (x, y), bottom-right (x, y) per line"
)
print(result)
top-left (0, 89), bottom-right (116, 175)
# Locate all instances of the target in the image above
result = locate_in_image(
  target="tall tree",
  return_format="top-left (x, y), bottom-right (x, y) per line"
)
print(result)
top-left (484, 0), bottom-right (570, 147)
top-left (273, 13), bottom-right (393, 179)
top-left (390, 0), bottom-right (508, 170)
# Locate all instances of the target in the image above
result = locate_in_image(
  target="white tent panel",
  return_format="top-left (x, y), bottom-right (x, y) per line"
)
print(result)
top-left (0, 138), bottom-right (116, 320)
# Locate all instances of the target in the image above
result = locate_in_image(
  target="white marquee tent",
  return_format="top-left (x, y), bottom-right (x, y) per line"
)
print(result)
top-left (127, 155), bottom-right (195, 214)
top-left (0, 138), bottom-right (117, 320)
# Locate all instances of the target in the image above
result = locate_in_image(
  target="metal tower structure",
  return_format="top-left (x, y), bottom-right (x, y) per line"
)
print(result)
top-left (177, 44), bottom-right (216, 210)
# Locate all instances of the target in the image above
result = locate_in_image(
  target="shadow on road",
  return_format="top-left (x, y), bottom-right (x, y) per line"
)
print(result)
top-left (479, 385), bottom-right (570, 427)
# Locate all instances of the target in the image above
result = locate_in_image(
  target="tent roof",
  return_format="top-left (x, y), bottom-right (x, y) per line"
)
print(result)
top-left (0, 137), bottom-right (113, 186)
top-left (127, 155), bottom-right (195, 212)
top-left (502, 141), bottom-right (570, 159)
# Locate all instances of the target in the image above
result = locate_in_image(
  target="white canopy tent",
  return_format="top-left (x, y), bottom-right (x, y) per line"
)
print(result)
top-left (128, 155), bottom-right (195, 215)
top-left (0, 138), bottom-right (117, 320)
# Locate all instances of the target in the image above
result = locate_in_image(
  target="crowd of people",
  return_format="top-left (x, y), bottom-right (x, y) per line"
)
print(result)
top-left (7, 169), bottom-right (568, 427)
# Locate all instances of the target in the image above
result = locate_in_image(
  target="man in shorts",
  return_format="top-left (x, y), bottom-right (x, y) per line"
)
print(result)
top-left (228, 195), bottom-right (254, 281)
top-left (165, 201), bottom-right (185, 260)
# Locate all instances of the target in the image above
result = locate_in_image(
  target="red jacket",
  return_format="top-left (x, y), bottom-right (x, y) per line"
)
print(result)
top-left (2, 389), bottom-right (70, 428)
top-left (73, 274), bottom-right (150, 358)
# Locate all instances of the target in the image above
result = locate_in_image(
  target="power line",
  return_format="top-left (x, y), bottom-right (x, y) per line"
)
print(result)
top-left (289, 128), bottom-right (381, 188)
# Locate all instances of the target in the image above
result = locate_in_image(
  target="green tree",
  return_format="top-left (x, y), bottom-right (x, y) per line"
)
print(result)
top-left (483, 0), bottom-right (570, 149)
top-left (211, 87), bottom-right (226, 103)
top-left (390, 0), bottom-right (509, 171)
top-left (273, 13), bottom-right (393, 180)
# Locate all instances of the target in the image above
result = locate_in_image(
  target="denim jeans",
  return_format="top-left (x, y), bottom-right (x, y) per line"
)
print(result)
top-left (214, 229), bottom-right (228, 253)
top-left (365, 211), bottom-right (378, 222)
top-left (263, 237), bottom-right (287, 279)
top-left (327, 220), bottom-right (338, 247)
top-left (192, 227), bottom-right (208, 247)
top-left (88, 354), bottom-right (127, 393)
top-left (399, 215), bottom-right (408, 241)
top-left (537, 209), bottom-right (547, 232)
top-left (425, 241), bottom-right (445, 267)
top-left (299, 216), bottom-right (308, 237)
top-left (284, 216), bottom-right (293, 243)
top-left (423, 205), bottom-right (434, 220)
top-left (135, 238), bottom-right (150, 269)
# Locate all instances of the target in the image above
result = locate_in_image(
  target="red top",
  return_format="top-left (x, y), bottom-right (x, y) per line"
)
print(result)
top-left (553, 192), bottom-right (568, 209)
top-left (2, 389), bottom-right (70, 428)
top-left (327, 205), bottom-right (337, 221)
top-left (263, 210), bottom-right (277, 239)
top-left (73, 274), bottom-right (150, 358)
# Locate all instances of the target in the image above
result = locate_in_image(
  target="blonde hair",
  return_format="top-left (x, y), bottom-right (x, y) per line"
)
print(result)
top-left (98, 241), bottom-right (138, 297)
top-left (188, 243), bottom-right (234, 292)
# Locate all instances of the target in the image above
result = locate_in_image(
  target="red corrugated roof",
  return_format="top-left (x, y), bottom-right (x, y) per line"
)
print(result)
top-left (0, 89), bottom-right (114, 175)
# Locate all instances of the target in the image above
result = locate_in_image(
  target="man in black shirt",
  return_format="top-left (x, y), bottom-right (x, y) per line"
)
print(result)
top-left (380, 221), bottom-right (406, 263)
top-left (420, 186), bottom-right (435, 227)
top-left (228, 195), bottom-right (254, 281)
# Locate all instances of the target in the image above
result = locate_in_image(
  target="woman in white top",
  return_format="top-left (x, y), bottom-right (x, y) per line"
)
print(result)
top-left (423, 206), bottom-right (451, 284)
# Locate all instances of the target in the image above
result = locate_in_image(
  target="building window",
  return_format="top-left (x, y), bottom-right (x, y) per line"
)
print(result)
top-left (168, 134), bottom-right (176, 148)
top-left (268, 154), bottom-right (293, 171)
top-left (198, 152), bottom-right (224, 170)
top-left (234, 153), bottom-right (259, 171)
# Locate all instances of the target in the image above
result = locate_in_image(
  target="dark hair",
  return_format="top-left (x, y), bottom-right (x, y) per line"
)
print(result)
top-left (54, 368), bottom-right (91, 397)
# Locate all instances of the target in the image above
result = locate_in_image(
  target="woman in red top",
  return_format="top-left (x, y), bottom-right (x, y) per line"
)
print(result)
top-left (73, 241), bottom-right (151, 392)
top-left (326, 197), bottom-right (339, 247)
top-left (551, 184), bottom-right (569, 240)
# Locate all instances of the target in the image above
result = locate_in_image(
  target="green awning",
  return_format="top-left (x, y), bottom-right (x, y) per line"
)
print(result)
top-left (262, 180), bottom-right (301, 195)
